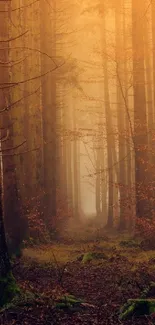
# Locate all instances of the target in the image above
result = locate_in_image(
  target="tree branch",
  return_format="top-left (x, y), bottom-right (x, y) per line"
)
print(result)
top-left (0, 129), bottom-right (9, 142)
top-left (0, 0), bottom-right (39, 13)
top-left (0, 30), bottom-right (29, 43)
top-left (0, 61), bottom-right (65, 89)
top-left (0, 140), bottom-right (26, 151)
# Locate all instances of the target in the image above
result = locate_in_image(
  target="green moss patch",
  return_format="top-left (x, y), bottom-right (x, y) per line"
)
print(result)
top-left (55, 294), bottom-right (95, 312)
top-left (81, 252), bottom-right (107, 263)
top-left (119, 240), bottom-right (140, 248)
top-left (0, 290), bottom-right (43, 313)
top-left (0, 272), bottom-right (20, 307)
top-left (120, 299), bottom-right (155, 320)
top-left (55, 294), bottom-right (83, 311)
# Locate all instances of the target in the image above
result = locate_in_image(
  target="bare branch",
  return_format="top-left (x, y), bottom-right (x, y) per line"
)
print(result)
top-left (1, 84), bottom-right (41, 112)
top-left (0, 140), bottom-right (26, 151)
top-left (116, 65), bottom-right (135, 150)
top-left (0, 55), bottom-right (29, 67)
top-left (0, 46), bottom-right (59, 67)
top-left (0, 0), bottom-right (39, 13)
top-left (0, 129), bottom-right (9, 142)
top-left (1, 146), bottom-right (40, 157)
top-left (0, 30), bottom-right (29, 43)
top-left (0, 61), bottom-right (65, 90)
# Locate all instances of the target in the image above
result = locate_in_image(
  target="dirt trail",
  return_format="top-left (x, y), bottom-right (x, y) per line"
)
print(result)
top-left (1, 240), bottom-right (155, 325)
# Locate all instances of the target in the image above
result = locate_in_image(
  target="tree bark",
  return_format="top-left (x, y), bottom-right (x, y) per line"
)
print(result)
top-left (101, 12), bottom-right (114, 228)
top-left (132, 0), bottom-right (149, 218)
top-left (40, 0), bottom-right (57, 222)
top-left (115, 0), bottom-right (126, 230)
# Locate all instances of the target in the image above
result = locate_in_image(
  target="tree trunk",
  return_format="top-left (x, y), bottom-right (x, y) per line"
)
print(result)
top-left (143, 14), bottom-right (154, 164)
top-left (0, 1), bottom-right (25, 254)
top-left (101, 13), bottom-right (114, 228)
top-left (122, 1), bottom-right (133, 231)
top-left (0, 1), bottom-right (19, 307)
top-left (132, 0), bottom-right (149, 218)
top-left (115, 0), bottom-right (126, 230)
top-left (152, 1), bottom-right (155, 134)
top-left (101, 145), bottom-right (107, 224)
top-left (95, 125), bottom-right (101, 219)
top-left (40, 0), bottom-right (57, 222)
top-left (72, 93), bottom-right (80, 219)
top-left (0, 180), bottom-right (10, 278)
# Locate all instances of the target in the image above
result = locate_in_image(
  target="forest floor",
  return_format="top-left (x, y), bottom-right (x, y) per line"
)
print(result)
top-left (1, 234), bottom-right (155, 325)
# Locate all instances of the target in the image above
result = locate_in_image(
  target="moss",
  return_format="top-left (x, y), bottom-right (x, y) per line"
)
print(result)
top-left (56, 295), bottom-right (82, 306)
top-left (141, 282), bottom-right (155, 298)
top-left (82, 252), bottom-right (94, 263)
top-left (82, 252), bottom-right (107, 263)
top-left (56, 302), bottom-right (71, 309)
top-left (0, 272), bottom-right (20, 307)
top-left (140, 239), bottom-right (155, 251)
top-left (120, 299), bottom-right (155, 320)
top-left (58, 294), bottom-right (83, 304)
top-left (0, 290), bottom-right (41, 312)
top-left (55, 294), bottom-right (83, 311)
top-left (120, 300), bottom-right (136, 320)
top-left (119, 240), bottom-right (139, 248)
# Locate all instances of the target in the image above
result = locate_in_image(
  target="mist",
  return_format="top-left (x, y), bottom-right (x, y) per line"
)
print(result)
top-left (1, 0), bottom-right (155, 323)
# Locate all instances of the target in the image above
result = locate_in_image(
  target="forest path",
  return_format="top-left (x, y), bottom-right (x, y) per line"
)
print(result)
top-left (1, 238), bottom-right (155, 325)
top-left (22, 237), bottom-right (155, 265)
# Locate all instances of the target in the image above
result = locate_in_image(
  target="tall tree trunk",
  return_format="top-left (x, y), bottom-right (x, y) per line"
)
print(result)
top-left (152, 0), bottom-right (155, 134)
top-left (132, 0), bottom-right (149, 218)
top-left (101, 13), bottom-right (114, 228)
top-left (0, 173), bottom-right (18, 306)
top-left (72, 93), bottom-right (80, 219)
top-left (40, 0), bottom-right (56, 222)
top-left (101, 145), bottom-right (107, 224)
top-left (62, 98), bottom-right (69, 203)
top-left (143, 14), bottom-right (154, 164)
top-left (0, 181), bottom-right (12, 306)
top-left (115, 0), bottom-right (126, 230)
top-left (0, 1), bottom-right (19, 307)
top-left (0, 195), bottom-right (10, 278)
top-left (66, 92), bottom-right (74, 211)
top-left (0, 0), bottom-right (24, 254)
top-left (95, 124), bottom-right (101, 219)
top-left (123, 2), bottom-right (133, 230)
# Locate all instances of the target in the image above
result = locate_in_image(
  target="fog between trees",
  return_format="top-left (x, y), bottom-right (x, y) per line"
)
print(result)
top-left (0, 0), bottom-right (155, 274)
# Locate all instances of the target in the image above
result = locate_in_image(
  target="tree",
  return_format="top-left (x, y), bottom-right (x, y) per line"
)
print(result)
top-left (115, 0), bottom-right (127, 230)
top-left (0, 1), bottom-right (20, 306)
top-left (132, 0), bottom-right (149, 218)
top-left (0, 187), bottom-right (12, 306)
top-left (0, 0), bottom-right (26, 254)
top-left (72, 91), bottom-right (81, 219)
top-left (40, 0), bottom-right (57, 222)
top-left (101, 10), bottom-right (114, 228)
top-left (152, 0), bottom-right (155, 133)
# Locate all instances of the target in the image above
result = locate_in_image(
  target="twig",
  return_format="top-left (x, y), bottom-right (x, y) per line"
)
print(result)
top-left (0, 30), bottom-right (29, 43)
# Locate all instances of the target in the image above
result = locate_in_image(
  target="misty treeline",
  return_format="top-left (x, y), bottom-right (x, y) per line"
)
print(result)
top-left (0, 0), bottom-right (155, 291)
top-left (0, 0), bottom-right (79, 258)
